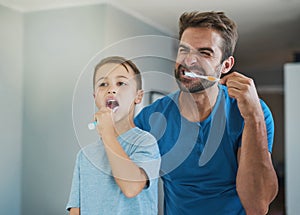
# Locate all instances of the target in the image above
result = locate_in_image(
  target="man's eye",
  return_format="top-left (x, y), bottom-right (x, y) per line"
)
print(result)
top-left (179, 48), bottom-right (188, 54)
top-left (200, 51), bottom-right (211, 56)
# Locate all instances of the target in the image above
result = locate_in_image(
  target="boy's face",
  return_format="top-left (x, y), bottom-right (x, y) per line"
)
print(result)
top-left (93, 62), bottom-right (143, 122)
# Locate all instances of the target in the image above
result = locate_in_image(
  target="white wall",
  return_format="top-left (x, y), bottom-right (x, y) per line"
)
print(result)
top-left (284, 63), bottom-right (300, 215)
top-left (104, 5), bottom-right (178, 107)
top-left (22, 5), bottom-right (108, 214)
top-left (0, 5), bottom-right (23, 215)
top-left (21, 3), bottom-right (174, 215)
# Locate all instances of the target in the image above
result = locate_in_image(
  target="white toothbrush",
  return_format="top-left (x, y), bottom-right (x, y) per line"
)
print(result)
top-left (88, 106), bottom-right (119, 130)
top-left (184, 72), bottom-right (220, 82)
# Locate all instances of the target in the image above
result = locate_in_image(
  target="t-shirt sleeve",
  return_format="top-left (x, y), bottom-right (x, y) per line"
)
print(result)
top-left (66, 152), bottom-right (81, 211)
top-left (260, 99), bottom-right (275, 153)
top-left (134, 108), bottom-right (150, 131)
top-left (129, 132), bottom-right (161, 188)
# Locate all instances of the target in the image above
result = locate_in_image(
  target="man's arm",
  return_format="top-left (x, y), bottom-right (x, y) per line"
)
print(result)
top-left (221, 72), bottom-right (278, 214)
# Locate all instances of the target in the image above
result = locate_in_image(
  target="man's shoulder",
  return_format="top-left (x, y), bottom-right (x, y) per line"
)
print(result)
top-left (143, 91), bottom-right (179, 112)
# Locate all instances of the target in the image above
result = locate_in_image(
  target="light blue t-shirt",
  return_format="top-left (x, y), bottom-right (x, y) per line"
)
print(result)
top-left (66, 127), bottom-right (161, 215)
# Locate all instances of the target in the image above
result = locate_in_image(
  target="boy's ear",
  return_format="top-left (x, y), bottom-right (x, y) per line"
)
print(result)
top-left (135, 90), bottom-right (144, 104)
top-left (221, 56), bottom-right (235, 75)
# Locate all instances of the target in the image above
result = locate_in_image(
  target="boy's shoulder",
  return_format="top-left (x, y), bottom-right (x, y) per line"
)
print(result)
top-left (120, 127), bottom-right (157, 147)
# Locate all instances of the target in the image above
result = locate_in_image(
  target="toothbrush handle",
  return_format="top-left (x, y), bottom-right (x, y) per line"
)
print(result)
top-left (88, 121), bottom-right (97, 130)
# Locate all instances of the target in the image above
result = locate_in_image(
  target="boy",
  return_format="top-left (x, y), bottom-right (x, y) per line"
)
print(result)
top-left (66, 56), bottom-right (160, 215)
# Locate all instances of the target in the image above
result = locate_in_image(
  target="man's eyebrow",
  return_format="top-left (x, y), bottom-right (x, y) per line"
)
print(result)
top-left (197, 47), bottom-right (214, 52)
top-left (179, 44), bottom-right (214, 54)
top-left (179, 44), bottom-right (190, 49)
top-left (196, 47), bottom-right (214, 53)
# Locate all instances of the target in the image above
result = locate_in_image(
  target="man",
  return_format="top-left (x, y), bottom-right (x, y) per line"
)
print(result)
top-left (135, 11), bottom-right (278, 214)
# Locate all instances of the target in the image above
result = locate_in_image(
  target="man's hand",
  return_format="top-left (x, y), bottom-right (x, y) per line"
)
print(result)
top-left (220, 72), bottom-right (263, 121)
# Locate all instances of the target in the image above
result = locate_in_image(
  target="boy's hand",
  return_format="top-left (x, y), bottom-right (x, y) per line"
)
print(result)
top-left (94, 107), bottom-right (116, 138)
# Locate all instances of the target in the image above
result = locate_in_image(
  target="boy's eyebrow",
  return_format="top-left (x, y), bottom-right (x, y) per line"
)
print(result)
top-left (95, 75), bottom-right (130, 83)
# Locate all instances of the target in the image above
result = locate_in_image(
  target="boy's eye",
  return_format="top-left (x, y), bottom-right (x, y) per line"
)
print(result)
top-left (117, 82), bottom-right (127, 86)
top-left (98, 82), bottom-right (108, 87)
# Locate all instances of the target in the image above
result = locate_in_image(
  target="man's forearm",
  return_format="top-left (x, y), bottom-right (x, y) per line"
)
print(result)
top-left (236, 117), bottom-right (278, 215)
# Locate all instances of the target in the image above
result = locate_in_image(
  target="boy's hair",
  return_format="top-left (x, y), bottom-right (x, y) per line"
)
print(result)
top-left (93, 56), bottom-right (142, 91)
top-left (178, 11), bottom-right (238, 62)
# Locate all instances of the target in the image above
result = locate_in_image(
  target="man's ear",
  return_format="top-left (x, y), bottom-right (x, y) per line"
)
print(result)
top-left (135, 90), bottom-right (144, 104)
top-left (221, 56), bottom-right (235, 75)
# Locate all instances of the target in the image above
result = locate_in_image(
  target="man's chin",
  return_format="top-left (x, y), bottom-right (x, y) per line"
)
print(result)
top-left (178, 82), bottom-right (215, 93)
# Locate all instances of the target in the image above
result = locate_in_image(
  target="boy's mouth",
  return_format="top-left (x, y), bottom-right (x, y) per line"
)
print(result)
top-left (106, 99), bottom-right (119, 111)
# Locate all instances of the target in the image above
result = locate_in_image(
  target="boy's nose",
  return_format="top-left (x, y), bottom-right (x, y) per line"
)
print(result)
top-left (107, 86), bottom-right (117, 94)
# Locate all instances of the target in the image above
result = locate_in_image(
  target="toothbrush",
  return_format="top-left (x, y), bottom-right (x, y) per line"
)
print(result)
top-left (88, 106), bottom-right (119, 130)
top-left (184, 72), bottom-right (220, 82)
top-left (88, 121), bottom-right (98, 130)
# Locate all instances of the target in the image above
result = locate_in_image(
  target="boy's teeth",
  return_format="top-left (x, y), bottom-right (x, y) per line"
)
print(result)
top-left (106, 99), bottom-right (119, 110)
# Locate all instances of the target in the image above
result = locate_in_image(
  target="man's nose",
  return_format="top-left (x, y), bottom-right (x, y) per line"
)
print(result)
top-left (184, 53), bottom-right (197, 67)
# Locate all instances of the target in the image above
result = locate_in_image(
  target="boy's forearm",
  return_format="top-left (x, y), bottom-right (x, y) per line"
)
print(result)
top-left (102, 135), bottom-right (148, 198)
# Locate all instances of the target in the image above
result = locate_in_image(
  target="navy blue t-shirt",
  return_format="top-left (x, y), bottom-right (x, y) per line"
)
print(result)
top-left (134, 84), bottom-right (274, 215)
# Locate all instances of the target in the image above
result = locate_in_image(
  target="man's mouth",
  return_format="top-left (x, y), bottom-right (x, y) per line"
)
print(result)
top-left (106, 99), bottom-right (119, 111)
top-left (178, 65), bottom-right (200, 78)
top-left (178, 65), bottom-right (187, 76)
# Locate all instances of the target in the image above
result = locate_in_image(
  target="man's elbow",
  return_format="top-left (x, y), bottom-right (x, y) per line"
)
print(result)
top-left (242, 184), bottom-right (279, 215)
top-left (244, 202), bottom-right (270, 215)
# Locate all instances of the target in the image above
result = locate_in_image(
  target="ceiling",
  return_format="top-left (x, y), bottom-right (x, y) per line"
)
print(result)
top-left (1, 0), bottom-right (300, 87)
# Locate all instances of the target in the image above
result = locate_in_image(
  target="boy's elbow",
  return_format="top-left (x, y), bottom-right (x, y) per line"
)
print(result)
top-left (123, 190), bottom-right (139, 198)
top-left (121, 181), bottom-right (146, 198)
top-left (122, 187), bottom-right (141, 198)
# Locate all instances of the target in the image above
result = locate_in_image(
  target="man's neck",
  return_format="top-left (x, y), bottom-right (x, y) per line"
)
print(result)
top-left (179, 84), bottom-right (219, 122)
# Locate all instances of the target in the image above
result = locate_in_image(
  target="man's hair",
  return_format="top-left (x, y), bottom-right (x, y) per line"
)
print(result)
top-left (179, 11), bottom-right (238, 62)
top-left (93, 56), bottom-right (142, 91)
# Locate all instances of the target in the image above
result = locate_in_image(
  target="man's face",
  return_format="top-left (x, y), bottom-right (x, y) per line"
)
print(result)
top-left (175, 27), bottom-right (224, 93)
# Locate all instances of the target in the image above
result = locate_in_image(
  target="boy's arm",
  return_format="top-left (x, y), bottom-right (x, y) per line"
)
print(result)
top-left (101, 134), bottom-right (148, 198)
top-left (69, 208), bottom-right (80, 215)
top-left (94, 108), bottom-right (148, 198)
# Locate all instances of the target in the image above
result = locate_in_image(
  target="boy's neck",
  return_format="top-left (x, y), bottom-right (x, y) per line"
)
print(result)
top-left (114, 114), bottom-right (136, 136)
